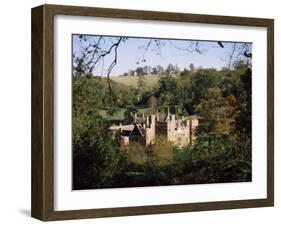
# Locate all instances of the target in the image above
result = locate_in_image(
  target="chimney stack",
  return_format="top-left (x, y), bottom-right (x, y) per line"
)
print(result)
top-left (165, 106), bottom-right (170, 115)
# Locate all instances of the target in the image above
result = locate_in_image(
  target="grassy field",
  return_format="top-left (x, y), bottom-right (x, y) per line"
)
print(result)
top-left (111, 75), bottom-right (160, 90)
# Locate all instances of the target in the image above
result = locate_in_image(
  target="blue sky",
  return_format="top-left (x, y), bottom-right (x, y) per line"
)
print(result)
top-left (72, 35), bottom-right (252, 76)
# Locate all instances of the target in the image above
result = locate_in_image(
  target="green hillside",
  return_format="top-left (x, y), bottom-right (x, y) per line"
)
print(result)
top-left (95, 76), bottom-right (160, 121)
top-left (96, 76), bottom-right (133, 91)
top-left (111, 75), bottom-right (160, 90)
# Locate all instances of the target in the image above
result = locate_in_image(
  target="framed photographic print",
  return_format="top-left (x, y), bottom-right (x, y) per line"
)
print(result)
top-left (31, 4), bottom-right (274, 221)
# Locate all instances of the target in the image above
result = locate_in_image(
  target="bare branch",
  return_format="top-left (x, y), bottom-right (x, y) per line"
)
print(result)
top-left (225, 43), bottom-right (252, 69)
top-left (87, 36), bottom-right (103, 73)
top-left (228, 43), bottom-right (237, 69)
top-left (106, 38), bottom-right (122, 95)
top-left (168, 40), bottom-right (206, 54)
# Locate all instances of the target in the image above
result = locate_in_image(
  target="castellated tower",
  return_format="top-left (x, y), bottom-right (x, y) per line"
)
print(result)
top-left (110, 108), bottom-right (198, 148)
top-left (167, 114), bottom-right (176, 142)
top-left (145, 115), bottom-right (156, 146)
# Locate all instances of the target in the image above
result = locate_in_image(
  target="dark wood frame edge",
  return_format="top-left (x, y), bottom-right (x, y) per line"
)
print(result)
top-left (31, 4), bottom-right (274, 221)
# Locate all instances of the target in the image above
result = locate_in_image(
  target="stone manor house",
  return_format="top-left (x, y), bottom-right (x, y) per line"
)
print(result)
top-left (110, 108), bottom-right (199, 148)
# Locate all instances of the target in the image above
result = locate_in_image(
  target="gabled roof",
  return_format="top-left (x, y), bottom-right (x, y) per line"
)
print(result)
top-left (130, 124), bottom-right (144, 137)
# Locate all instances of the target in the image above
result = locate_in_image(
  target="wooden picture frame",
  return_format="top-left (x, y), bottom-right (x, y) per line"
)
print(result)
top-left (31, 4), bottom-right (274, 221)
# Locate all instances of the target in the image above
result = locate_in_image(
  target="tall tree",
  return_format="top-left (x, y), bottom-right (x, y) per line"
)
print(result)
top-left (72, 76), bottom-right (119, 189)
top-left (195, 87), bottom-right (234, 153)
top-left (187, 69), bottom-right (220, 114)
